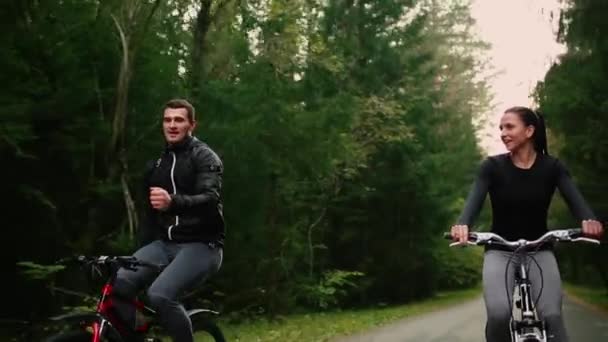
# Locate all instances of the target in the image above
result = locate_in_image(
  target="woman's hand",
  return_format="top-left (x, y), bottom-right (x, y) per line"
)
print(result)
top-left (581, 219), bottom-right (603, 239)
top-left (451, 225), bottom-right (469, 244)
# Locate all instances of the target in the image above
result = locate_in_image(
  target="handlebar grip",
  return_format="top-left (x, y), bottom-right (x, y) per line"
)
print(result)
top-left (443, 232), bottom-right (453, 240)
top-left (76, 255), bottom-right (88, 263)
top-left (566, 228), bottom-right (583, 238)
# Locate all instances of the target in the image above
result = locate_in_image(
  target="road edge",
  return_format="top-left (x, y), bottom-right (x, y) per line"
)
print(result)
top-left (563, 289), bottom-right (608, 318)
top-left (330, 293), bottom-right (484, 342)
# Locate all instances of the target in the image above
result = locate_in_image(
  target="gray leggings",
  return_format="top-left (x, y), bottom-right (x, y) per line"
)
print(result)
top-left (483, 249), bottom-right (567, 342)
top-left (113, 240), bottom-right (223, 342)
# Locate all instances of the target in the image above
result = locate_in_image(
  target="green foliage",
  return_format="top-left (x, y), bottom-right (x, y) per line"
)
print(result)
top-left (564, 283), bottom-right (608, 311)
top-left (6, 0), bottom-right (489, 322)
top-left (298, 270), bottom-right (365, 309)
top-left (434, 243), bottom-right (483, 289)
top-left (219, 287), bottom-right (482, 342)
top-left (534, 0), bottom-right (608, 289)
top-left (17, 261), bottom-right (65, 281)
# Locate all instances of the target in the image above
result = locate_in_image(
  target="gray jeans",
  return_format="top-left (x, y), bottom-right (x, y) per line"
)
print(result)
top-left (483, 249), bottom-right (568, 342)
top-left (113, 240), bottom-right (223, 342)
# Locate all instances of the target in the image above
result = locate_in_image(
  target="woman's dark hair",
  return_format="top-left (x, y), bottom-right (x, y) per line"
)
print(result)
top-left (504, 106), bottom-right (548, 155)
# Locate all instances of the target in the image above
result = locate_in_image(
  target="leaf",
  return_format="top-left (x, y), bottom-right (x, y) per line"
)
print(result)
top-left (17, 261), bottom-right (65, 280)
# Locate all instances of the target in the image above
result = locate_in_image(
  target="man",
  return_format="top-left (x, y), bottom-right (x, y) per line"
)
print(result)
top-left (113, 99), bottom-right (225, 342)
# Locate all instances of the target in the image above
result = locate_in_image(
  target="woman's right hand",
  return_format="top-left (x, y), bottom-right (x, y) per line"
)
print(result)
top-left (582, 219), bottom-right (603, 239)
top-left (450, 225), bottom-right (469, 244)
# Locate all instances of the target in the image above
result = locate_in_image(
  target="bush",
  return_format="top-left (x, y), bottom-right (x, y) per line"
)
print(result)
top-left (297, 270), bottom-right (365, 309)
top-left (434, 244), bottom-right (483, 290)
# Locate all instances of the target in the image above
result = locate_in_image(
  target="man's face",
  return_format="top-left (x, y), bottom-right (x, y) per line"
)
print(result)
top-left (163, 107), bottom-right (195, 144)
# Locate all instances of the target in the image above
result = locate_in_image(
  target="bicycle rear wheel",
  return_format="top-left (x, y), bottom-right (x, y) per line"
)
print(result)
top-left (141, 316), bottom-right (225, 341)
top-left (191, 315), bottom-right (226, 342)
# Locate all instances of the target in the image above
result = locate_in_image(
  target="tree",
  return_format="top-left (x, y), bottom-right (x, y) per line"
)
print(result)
top-left (535, 0), bottom-right (608, 289)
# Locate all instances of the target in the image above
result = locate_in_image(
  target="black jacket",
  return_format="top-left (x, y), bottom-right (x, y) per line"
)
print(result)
top-left (139, 136), bottom-right (225, 246)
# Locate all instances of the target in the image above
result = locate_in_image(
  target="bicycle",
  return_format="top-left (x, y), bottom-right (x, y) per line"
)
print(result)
top-left (43, 255), bottom-right (226, 342)
top-left (444, 229), bottom-right (600, 342)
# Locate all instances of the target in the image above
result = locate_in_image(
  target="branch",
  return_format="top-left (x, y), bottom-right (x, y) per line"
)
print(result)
top-left (47, 285), bottom-right (93, 301)
top-left (111, 14), bottom-right (130, 74)
top-left (0, 130), bottom-right (36, 160)
top-left (308, 207), bottom-right (327, 277)
top-left (109, 14), bottom-right (130, 157)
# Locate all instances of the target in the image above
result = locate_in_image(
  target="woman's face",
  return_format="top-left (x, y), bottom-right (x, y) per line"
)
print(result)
top-left (499, 112), bottom-right (535, 152)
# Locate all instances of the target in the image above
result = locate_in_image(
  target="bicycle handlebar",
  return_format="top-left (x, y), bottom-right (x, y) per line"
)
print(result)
top-left (443, 229), bottom-right (600, 249)
top-left (75, 255), bottom-right (164, 272)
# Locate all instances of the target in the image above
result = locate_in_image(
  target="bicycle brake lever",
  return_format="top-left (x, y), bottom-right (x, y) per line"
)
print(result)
top-left (572, 237), bottom-right (601, 244)
top-left (449, 241), bottom-right (477, 247)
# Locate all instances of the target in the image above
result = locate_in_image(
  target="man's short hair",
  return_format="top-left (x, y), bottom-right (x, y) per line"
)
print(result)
top-left (163, 99), bottom-right (195, 123)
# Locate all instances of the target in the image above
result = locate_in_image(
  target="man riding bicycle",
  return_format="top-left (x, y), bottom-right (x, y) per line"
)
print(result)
top-left (450, 106), bottom-right (603, 342)
top-left (112, 99), bottom-right (225, 342)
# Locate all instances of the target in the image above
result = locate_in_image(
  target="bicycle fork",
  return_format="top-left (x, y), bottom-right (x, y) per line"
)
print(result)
top-left (511, 260), bottom-right (547, 342)
top-left (518, 262), bottom-right (536, 321)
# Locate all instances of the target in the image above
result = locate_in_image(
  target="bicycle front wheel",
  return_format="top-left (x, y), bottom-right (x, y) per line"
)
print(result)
top-left (44, 330), bottom-right (93, 342)
top-left (44, 330), bottom-right (121, 342)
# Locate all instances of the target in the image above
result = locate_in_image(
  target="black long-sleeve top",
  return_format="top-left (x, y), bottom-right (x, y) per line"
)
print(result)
top-left (458, 153), bottom-right (595, 242)
top-left (139, 136), bottom-right (225, 247)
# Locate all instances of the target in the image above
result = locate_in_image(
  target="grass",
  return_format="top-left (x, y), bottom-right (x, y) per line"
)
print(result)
top-left (212, 287), bottom-right (481, 342)
top-left (563, 283), bottom-right (608, 312)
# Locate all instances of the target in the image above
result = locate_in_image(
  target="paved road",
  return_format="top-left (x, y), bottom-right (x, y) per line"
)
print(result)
top-left (333, 295), bottom-right (608, 342)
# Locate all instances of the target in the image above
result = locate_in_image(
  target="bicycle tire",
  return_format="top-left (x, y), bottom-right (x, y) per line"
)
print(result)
top-left (191, 315), bottom-right (226, 342)
top-left (44, 330), bottom-right (121, 342)
top-left (44, 330), bottom-right (93, 342)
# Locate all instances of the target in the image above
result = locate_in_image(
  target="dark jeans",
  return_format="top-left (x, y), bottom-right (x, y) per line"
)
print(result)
top-left (112, 240), bottom-right (223, 342)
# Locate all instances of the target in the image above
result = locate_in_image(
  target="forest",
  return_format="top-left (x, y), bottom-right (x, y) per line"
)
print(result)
top-left (1, 0), bottom-right (605, 337)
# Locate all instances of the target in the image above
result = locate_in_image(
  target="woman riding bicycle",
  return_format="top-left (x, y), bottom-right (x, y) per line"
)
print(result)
top-left (450, 106), bottom-right (603, 342)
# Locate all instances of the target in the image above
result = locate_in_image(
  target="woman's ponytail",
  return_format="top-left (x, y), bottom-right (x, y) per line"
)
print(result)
top-left (533, 111), bottom-right (548, 155)
top-left (504, 106), bottom-right (549, 155)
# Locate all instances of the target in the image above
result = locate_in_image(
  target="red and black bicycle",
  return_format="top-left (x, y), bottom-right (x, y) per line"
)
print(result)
top-left (43, 255), bottom-right (225, 342)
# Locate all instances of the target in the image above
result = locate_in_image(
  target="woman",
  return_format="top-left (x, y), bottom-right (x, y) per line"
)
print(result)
top-left (451, 106), bottom-right (603, 342)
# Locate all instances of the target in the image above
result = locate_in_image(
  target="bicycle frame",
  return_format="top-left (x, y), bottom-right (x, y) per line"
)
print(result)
top-left (509, 253), bottom-right (546, 342)
top-left (49, 279), bottom-right (150, 341)
top-left (47, 311), bottom-right (124, 342)
top-left (46, 256), bottom-right (161, 342)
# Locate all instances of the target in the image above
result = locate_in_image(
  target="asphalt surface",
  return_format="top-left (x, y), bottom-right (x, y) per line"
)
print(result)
top-left (333, 295), bottom-right (608, 342)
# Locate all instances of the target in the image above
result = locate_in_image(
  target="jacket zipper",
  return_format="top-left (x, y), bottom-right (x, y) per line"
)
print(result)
top-left (167, 152), bottom-right (179, 240)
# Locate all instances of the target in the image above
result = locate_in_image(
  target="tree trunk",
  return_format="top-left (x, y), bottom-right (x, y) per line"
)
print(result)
top-left (120, 148), bottom-right (138, 239)
top-left (190, 0), bottom-right (233, 98)
top-left (107, 0), bottom-right (161, 237)
top-left (307, 207), bottom-right (327, 277)
top-left (191, 0), bottom-right (213, 98)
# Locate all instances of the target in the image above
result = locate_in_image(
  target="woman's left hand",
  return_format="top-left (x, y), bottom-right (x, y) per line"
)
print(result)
top-left (581, 219), bottom-right (604, 239)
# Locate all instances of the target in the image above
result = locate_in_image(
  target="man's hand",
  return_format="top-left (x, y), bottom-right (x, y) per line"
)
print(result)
top-left (451, 224), bottom-right (469, 244)
top-left (150, 187), bottom-right (172, 211)
top-left (582, 219), bottom-right (603, 239)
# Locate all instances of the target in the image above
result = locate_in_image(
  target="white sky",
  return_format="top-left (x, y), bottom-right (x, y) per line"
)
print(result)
top-left (470, 0), bottom-right (567, 155)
